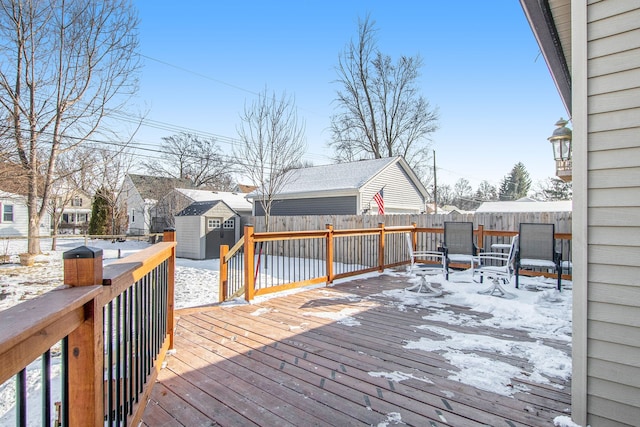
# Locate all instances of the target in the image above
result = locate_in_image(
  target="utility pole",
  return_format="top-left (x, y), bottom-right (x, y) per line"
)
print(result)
top-left (433, 150), bottom-right (438, 214)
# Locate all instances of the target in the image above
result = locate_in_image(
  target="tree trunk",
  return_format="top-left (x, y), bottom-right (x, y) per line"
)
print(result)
top-left (28, 206), bottom-right (41, 255)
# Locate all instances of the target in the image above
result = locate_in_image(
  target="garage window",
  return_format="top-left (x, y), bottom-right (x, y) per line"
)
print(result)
top-left (207, 218), bottom-right (221, 229)
top-left (223, 219), bottom-right (234, 229)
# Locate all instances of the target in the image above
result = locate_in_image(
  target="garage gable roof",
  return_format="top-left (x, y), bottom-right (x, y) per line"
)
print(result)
top-left (248, 156), bottom-right (426, 199)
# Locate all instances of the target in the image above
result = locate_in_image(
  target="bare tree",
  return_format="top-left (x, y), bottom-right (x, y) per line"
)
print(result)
top-left (234, 89), bottom-right (306, 231)
top-left (144, 132), bottom-right (234, 189)
top-left (330, 15), bottom-right (439, 178)
top-left (94, 147), bottom-right (135, 235)
top-left (0, 0), bottom-right (140, 254)
top-left (532, 177), bottom-right (572, 201)
top-left (475, 180), bottom-right (498, 202)
top-left (49, 147), bottom-right (96, 248)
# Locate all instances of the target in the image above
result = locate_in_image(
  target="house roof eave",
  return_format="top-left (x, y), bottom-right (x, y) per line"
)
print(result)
top-left (520, 0), bottom-right (572, 116)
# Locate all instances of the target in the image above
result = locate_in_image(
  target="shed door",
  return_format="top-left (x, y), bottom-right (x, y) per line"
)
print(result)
top-left (205, 217), bottom-right (235, 258)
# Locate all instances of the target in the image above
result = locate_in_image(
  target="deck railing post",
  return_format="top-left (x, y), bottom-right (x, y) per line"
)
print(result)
top-left (325, 224), bottom-right (334, 284)
top-left (63, 246), bottom-right (104, 427)
top-left (477, 224), bottom-right (484, 250)
top-left (219, 245), bottom-right (229, 302)
top-left (411, 222), bottom-right (418, 251)
top-left (244, 225), bottom-right (255, 302)
top-left (378, 222), bottom-right (385, 272)
top-left (163, 228), bottom-right (176, 350)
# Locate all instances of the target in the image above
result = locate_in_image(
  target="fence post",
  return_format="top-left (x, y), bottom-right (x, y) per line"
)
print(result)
top-left (163, 229), bottom-right (176, 350)
top-left (63, 246), bottom-right (104, 427)
top-left (244, 225), bottom-right (255, 302)
top-left (325, 224), bottom-right (334, 284)
top-left (219, 245), bottom-right (229, 302)
top-left (477, 224), bottom-right (484, 250)
top-left (378, 222), bottom-right (385, 272)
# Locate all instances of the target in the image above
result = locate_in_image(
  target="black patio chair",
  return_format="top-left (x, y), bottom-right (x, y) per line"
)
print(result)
top-left (441, 221), bottom-right (479, 280)
top-left (515, 223), bottom-right (562, 291)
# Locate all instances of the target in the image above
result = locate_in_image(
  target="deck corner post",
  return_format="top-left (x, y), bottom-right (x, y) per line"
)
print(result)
top-left (325, 224), bottom-right (334, 284)
top-left (411, 222), bottom-right (418, 250)
top-left (244, 225), bottom-right (255, 302)
top-left (164, 228), bottom-right (176, 349)
top-left (378, 222), bottom-right (385, 272)
top-left (219, 245), bottom-right (229, 302)
top-left (63, 246), bottom-right (104, 426)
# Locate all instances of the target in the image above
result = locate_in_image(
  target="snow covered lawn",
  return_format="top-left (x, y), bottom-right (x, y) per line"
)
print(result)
top-left (0, 237), bottom-right (219, 311)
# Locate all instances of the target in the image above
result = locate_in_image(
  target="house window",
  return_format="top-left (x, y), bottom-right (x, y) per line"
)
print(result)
top-left (3, 204), bottom-right (13, 222)
top-left (207, 218), bottom-right (221, 229)
top-left (71, 197), bottom-right (83, 207)
top-left (223, 219), bottom-right (234, 229)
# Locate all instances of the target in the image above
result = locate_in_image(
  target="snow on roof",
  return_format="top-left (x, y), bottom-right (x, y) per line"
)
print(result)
top-left (476, 200), bottom-right (572, 213)
top-left (253, 157), bottom-right (399, 196)
top-left (175, 188), bottom-right (252, 212)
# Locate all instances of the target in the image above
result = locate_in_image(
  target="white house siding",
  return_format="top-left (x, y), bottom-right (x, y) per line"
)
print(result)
top-left (0, 195), bottom-right (28, 236)
top-left (583, 1), bottom-right (640, 425)
top-left (175, 216), bottom-right (205, 259)
top-left (0, 194), bottom-right (51, 237)
top-left (362, 162), bottom-right (425, 214)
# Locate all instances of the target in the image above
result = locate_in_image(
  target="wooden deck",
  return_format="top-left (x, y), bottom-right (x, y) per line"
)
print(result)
top-left (141, 273), bottom-right (572, 426)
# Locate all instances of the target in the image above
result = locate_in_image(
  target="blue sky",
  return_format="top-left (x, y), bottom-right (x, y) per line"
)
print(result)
top-left (131, 1), bottom-right (568, 190)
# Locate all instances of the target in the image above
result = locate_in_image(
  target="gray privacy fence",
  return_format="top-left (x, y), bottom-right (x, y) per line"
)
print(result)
top-left (247, 212), bottom-right (573, 265)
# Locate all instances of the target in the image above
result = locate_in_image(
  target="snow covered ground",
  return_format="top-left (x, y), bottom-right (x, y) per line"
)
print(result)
top-left (0, 237), bottom-right (219, 311)
top-left (0, 238), bottom-right (583, 426)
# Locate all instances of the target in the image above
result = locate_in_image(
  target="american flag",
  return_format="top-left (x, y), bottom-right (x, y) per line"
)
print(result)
top-left (373, 189), bottom-right (384, 215)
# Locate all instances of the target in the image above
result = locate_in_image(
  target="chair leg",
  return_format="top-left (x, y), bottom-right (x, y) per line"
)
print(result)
top-left (515, 268), bottom-right (520, 289)
top-left (557, 269), bottom-right (562, 291)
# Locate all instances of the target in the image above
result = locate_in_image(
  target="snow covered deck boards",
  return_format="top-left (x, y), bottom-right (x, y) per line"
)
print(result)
top-left (141, 273), bottom-right (571, 426)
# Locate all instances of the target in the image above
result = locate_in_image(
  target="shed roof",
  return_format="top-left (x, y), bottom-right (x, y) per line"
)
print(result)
top-left (175, 200), bottom-right (235, 217)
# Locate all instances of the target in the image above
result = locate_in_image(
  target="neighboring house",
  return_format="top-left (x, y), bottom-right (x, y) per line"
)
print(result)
top-left (152, 188), bottom-right (252, 232)
top-left (233, 183), bottom-right (257, 194)
top-left (248, 156), bottom-right (428, 216)
top-left (119, 174), bottom-right (192, 235)
top-left (174, 200), bottom-right (239, 259)
top-left (54, 190), bottom-right (92, 234)
top-left (0, 191), bottom-right (51, 238)
top-left (0, 164), bottom-right (51, 238)
top-left (521, 1), bottom-right (640, 425)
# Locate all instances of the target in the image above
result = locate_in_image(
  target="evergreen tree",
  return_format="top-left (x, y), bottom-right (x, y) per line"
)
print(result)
top-left (88, 187), bottom-right (110, 235)
top-left (499, 162), bottom-right (532, 201)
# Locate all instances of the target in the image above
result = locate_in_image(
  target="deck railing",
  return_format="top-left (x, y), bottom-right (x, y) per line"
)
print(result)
top-left (220, 223), bottom-right (573, 302)
top-left (0, 230), bottom-right (176, 426)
